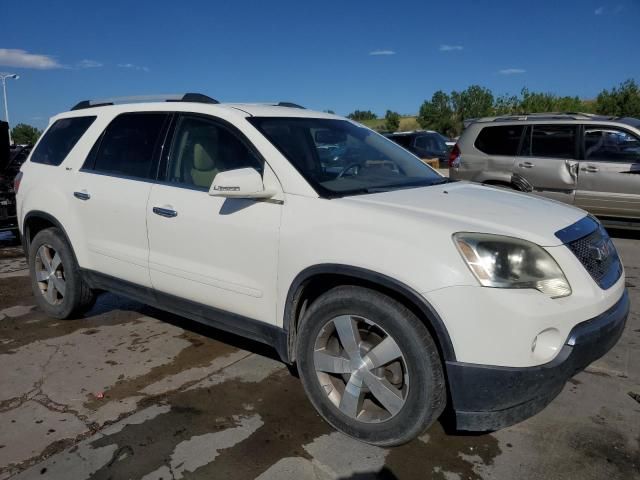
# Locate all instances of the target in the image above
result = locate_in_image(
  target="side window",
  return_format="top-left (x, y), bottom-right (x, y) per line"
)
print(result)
top-left (89, 113), bottom-right (168, 179)
top-left (414, 136), bottom-right (428, 149)
top-left (166, 116), bottom-right (263, 189)
top-left (474, 125), bottom-right (524, 155)
top-left (526, 124), bottom-right (576, 159)
top-left (584, 127), bottom-right (640, 163)
top-left (31, 116), bottom-right (96, 166)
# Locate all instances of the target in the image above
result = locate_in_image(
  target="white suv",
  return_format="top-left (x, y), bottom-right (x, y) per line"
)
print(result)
top-left (16, 94), bottom-right (629, 446)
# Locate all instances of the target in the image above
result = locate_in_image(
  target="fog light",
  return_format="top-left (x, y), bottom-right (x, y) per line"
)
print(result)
top-left (531, 328), bottom-right (562, 363)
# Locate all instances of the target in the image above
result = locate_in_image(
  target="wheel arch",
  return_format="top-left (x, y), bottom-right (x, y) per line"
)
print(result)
top-left (284, 264), bottom-right (456, 365)
top-left (22, 211), bottom-right (77, 264)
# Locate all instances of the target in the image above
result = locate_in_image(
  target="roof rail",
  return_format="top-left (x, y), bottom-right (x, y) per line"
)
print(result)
top-left (70, 93), bottom-right (219, 111)
top-left (487, 112), bottom-right (613, 122)
top-left (276, 102), bottom-right (305, 109)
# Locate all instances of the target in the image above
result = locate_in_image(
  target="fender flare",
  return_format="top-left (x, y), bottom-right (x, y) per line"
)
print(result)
top-left (284, 264), bottom-right (456, 362)
top-left (22, 210), bottom-right (77, 264)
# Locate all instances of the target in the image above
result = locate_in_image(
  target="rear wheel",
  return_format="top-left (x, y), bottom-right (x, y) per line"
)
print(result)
top-left (296, 286), bottom-right (445, 446)
top-left (29, 228), bottom-right (95, 319)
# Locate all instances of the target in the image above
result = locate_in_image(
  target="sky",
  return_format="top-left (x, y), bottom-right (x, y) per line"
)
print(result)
top-left (1, 0), bottom-right (639, 129)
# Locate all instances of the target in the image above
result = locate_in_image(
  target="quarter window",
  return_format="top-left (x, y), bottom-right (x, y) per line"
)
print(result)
top-left (584, 127), bottom-right (640, 162)
top-left (90, 113), bottom-right (168, 179)
top-left (31, 116), bottom-right (96, 166)
top-left (524, 124), bottom-right (577, 159)
top-left (474, 126), bottom-right (524, 156)
top-left (165, 116), bottom-right (263, 189)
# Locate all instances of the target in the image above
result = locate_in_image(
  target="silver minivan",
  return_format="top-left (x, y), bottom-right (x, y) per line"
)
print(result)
top-left (450, 113), bottom-right (640, 229)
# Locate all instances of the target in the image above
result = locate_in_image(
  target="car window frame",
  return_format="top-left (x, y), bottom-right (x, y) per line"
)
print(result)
top-left (157, 112), bottom-right (268, 192)
top-left (81, 111), bottom-right (172, 182)
top-left (30, 116), bottom-right (97, 167)
top-left (519, 123), bottom-right (579, 160)
top-left (578, 124), bottom-right (640, 164)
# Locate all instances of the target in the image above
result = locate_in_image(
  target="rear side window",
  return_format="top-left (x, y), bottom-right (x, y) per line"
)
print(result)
top-left (524, 124), bottom-right (577, 159)
top-left (88, 113), bottom-right (168, 179)
top-left (474, 126), bottom-right (524, 155)
top-left (31, 116), bottom-right (96, 166)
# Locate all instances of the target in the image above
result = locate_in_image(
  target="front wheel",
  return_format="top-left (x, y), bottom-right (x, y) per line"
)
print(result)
top-left (28, 227), bottom-right (95, 319)
top-left (296, 286), bottom-right (445, 446)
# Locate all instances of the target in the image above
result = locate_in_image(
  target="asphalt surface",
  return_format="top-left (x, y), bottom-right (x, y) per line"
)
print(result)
top-left (0, 230), bottom-right (638, 480)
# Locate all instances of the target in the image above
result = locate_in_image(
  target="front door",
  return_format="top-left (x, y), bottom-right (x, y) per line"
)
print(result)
top-left (146, 114), bottom-right (282, 324)
top-left (576, 126), bottom-right (640, 219)
top-left (512, 124), bottom-right (579, 204)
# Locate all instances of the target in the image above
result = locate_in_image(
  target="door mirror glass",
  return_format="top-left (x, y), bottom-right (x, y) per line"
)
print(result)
top-left (209, 168), bottom-right (274, 198)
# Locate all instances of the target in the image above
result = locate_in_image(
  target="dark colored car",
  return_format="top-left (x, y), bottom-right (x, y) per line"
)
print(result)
top-left (384, 131), bottom-right (449, 167)
top-left (1, 142), bottom-right (31, 237)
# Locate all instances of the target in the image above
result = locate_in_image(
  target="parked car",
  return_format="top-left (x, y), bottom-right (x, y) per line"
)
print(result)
top-left (16, 95), bottom-right (628, 446)
top-left (385, 131), bottom-right (449, 167)
top-left (449, 113), bottom-right (640, 229)
top-left (1, 143), bottom-right (31, 237)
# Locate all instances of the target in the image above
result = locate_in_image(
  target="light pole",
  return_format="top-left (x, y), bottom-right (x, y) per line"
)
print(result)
top-left (0, 73), bottom-right (19, 145)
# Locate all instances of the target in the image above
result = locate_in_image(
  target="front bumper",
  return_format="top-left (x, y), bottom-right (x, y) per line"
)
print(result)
top-left (446, 289), bottom-right (629, 431)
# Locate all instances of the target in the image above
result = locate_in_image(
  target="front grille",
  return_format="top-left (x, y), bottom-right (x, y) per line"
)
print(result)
top-left (566, 226), bottom-right (622, 290)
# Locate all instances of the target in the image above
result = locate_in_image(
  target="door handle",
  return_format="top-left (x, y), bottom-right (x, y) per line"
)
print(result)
top-left (582, 165), bottom-right (599, 173)
top-left (73, 190), bottom-right (91, 201)
top-left (153, 206), bottom-right (178, 218)
top-left (519, 161), bottom-right (534, 168)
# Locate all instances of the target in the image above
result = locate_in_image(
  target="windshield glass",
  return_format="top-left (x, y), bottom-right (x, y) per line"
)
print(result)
top-left (249, 117), bottom-right (444, 197)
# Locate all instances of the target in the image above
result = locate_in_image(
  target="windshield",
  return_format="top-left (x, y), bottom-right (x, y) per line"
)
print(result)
top-left (249, 117), bottom-right (444, 197)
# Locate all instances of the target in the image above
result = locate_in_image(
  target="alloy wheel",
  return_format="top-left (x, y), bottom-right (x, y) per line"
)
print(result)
top-left (34, 244), bottom-right (66, 305)
top-left (313, 315), bottom-right (409, 423)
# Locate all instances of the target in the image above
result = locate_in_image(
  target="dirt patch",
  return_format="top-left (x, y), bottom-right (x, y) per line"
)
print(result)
top-left (384, 424), bottom-right (500, 480)
top-left (0, 246), bottom-right (23, 260)
top-left (0, 275), bottom-right (33, 309)
top-left (83, 332), bottom-right (239, 410)
top-left (568, 425), bottom-right (639, 478)
top-left (89, 369), bottom-right (332, 479)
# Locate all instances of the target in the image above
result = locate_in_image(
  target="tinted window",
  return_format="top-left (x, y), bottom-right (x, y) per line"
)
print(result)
top-left (91, 113), bottom-right (168, 179)
top-left (584, 127), bottom-right (640, 163)
top-left (31, 116), bottom-right (96, 166)
top-left (474, 126), bottom-right (524, 155)
top-left (166, 116), bottom-right (263, 189)
top-left (525, 124), bottom-right (576, 159)
top-left (388, 135), bottom-right (412, 148)
top-left (415, 134), bottom-right (446, 152)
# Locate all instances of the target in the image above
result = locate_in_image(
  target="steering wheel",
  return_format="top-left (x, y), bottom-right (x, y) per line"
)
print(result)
top-left (337, 162), bottom-right (362, 179)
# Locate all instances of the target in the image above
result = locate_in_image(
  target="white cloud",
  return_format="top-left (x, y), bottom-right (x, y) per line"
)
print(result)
top-left (117, 63), bottom-right (150, 72)
top-left (594, 6), bottom-right (604, 14)
top-left (369, 50), bottom-right (396, 56)
top-left (77, 59), bottom-right (103, 69)
top-left (439, 45), bottom-right (463, 52)
top-left (0, 48), bottom-right (62, 69)
top-left (499, 68), bottom-right (526, 75)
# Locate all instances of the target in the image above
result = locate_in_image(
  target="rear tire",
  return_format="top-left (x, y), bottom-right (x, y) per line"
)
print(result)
top-left (28, 227), bottom-right (95, 319)
top-left (296, 286), bottom-right (445, 446)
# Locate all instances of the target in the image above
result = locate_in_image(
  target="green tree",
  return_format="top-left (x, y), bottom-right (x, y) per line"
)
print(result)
top-left (493, 94), bottom-right (520, 115)
top-left (595, 79), bottom-right (640, 117)
top-left (347, 110), bottom-right (377, 121)
top-left (452, 85), bottom-right (494, 123)
top-left (11, 123), bottom-right (42, 145)
top-left (384, 110), bottom-right (400, 132)
top-left (417, 91), bottom-right (456, 136)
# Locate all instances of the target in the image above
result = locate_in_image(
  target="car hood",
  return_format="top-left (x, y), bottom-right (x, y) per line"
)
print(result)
top-left (343, 182), bottom-right (585, 247)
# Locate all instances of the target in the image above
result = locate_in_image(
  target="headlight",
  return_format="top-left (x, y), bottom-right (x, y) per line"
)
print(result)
top-left (453, 233), bottom-right (571, 298)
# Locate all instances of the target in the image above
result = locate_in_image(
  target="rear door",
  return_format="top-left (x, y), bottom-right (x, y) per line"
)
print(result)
top-left (73, 112), bottom-right (170, 287)
top-left (575, 125), bottom-right (640, 219)
top-left (512, 124), bottom-right (579, 204)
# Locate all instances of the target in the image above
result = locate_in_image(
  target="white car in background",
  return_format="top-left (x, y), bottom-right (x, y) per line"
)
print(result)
top-left (15, 94), bottom-right (628, 445)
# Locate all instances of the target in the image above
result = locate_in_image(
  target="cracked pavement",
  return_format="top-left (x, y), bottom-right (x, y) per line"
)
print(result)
top-left (0, 231), bottom-right (638, 479)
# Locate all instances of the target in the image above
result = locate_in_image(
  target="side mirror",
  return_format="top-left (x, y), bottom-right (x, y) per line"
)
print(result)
top-left (209, 168), bottom-right (275, 199)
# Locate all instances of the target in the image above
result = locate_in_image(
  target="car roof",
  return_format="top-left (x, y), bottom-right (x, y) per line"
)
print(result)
top-left (52, 95), bottom-right (341, 123)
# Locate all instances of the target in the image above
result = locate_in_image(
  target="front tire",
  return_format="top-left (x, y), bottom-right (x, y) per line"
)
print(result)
top-left (296, 286), bottom-right (445, 446)
top-left (28, 227), bottom-right (95, 319)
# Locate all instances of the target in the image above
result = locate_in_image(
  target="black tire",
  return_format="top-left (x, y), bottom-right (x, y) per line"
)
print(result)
top-left (296, 285), bottom-right (445, 446)
top-left (28, 227), bottom-right (95, 319)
